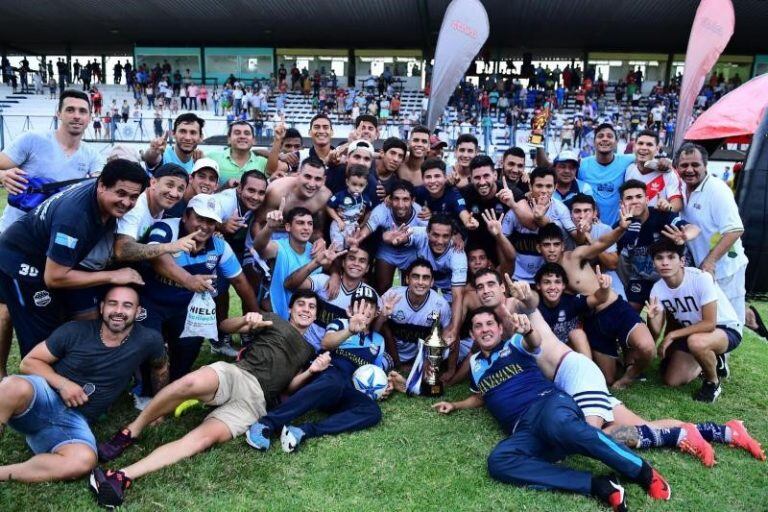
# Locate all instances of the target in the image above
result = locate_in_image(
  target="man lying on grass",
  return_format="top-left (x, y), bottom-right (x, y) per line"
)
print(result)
top-left (0, 286), bottom-right (167, 483)
top-left (89, 290), bottom-right (324, 508)
top-left (433, 307), bottom-right (671, 511)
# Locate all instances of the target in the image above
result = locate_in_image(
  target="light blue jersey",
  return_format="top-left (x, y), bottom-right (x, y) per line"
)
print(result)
top-left (578, 154), bottom-right (634, 225)
top-left (269, 237), bottom-right (317, 320)
top-left (366, 203), bottom-right (427, 267)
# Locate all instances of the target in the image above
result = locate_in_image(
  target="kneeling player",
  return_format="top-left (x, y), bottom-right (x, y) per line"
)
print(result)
top-left (434, 308), bottom-right (671, 511)
top-left (246, 286), bottom-right (392, 452)
top-left (648, 239), bottom-right (743, 403)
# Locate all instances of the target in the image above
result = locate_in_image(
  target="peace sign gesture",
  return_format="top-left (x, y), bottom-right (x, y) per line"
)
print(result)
top-left (531, 194), bottom-right (550, 220)
top-left (645, 296), bottom-right (664, 320)
top-left (481, 208), bottom-right (505, 237)
top-left (661, 223), bottom-right (688, 246)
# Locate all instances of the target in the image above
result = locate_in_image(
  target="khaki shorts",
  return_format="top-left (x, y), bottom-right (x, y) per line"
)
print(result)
top-left (204, 361), bottom-right (267, 438)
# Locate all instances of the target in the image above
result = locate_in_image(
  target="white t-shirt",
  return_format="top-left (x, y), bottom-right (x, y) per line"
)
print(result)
top-left (651, 267), bottom-right (742, 334)
top-left (682, 174), bottom-right (748, 278)
top-left (624, 163), bottom-right (683, 208)
top-left (116, 192), bottom-right (164, 241)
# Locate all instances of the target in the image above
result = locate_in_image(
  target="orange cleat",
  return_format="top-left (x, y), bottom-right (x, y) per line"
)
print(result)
top-left (646, 467), bottom-right (671, 501)
top-left (726, 420), bottom-right (766, 461)
top-left (679, 423), bottom-right (716, 467)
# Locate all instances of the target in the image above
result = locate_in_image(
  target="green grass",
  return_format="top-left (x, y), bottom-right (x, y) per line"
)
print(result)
top-left (0, 191), bottom-right (767, 511)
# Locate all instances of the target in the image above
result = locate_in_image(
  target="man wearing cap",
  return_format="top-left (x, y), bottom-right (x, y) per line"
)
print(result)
top-left (397, 126), bottom-right (430, 187)
top-left (553, 150), bottom-right (594, 209)
top-left (163, 158), bottom-right (220, 218)
top-left (325, 138), bottom-right (377, 201)
top-left (142, 113), bottom-right (205, 174)
top-left (427, 134), bottom-right (448, 161)
top-left (114, 164), bottom-right (195, 262)
top-left (135, 194), bottom-right (259, 396)
top-left (208, 120), bottom-right (268, 188)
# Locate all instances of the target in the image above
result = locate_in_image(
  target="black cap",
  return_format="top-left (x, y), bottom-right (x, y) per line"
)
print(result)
top-left (352, 285), bottom-right (377, 305)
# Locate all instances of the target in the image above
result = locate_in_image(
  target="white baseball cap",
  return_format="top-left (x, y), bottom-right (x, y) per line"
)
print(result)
top-left (191, 157), bottom-right (220, 178)
top-left (187, 194), bottom-right (222, 223)
top-left (348, 139), bottom-right (375, 156)
top-left (554, 150), bottom-right (580, 165)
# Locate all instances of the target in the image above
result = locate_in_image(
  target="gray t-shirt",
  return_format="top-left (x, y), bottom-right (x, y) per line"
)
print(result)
top-left (0, 131), bottom-right (103, 231)
top-left (46, 320), bottom-right (165, 421)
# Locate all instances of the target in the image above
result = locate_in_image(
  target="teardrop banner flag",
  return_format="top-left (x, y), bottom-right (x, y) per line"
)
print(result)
top-left (673, 0), bottom-right (735, 152)
top-left (426, 0), bottom-right (490, 130)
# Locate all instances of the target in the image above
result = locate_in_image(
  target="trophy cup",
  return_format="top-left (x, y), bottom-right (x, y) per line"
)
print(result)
top-left (421, 312), bottom-right (446, 397)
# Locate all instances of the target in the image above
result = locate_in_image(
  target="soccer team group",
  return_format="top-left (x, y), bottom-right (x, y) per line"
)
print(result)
top-left (0, 89), bottom-right (764, 510)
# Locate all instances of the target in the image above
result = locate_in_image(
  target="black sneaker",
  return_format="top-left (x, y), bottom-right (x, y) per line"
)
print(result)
top-left (694, 380), bottom-right (722, 403)
top-left (98, 428), bottom-right (136, 462)
top-left (592, 475), bottom-right (628, 512)
top-left (89, 466), bottom-right (131, 508)
top-left (715, 353), bottom-right (730, 380)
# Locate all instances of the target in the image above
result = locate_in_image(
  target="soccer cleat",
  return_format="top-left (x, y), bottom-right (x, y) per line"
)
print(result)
top-left (280, 425), bottom-right (305, 453)
top-left (245, 422), bottom-right (271, 451)
top-left (606, 480), bottom-right (628, 512)
top-left (715, 353), bottom-right (730, 380)
top-left (645, 468), bottom-right (671, 501)
top-left (679, 423), bottom-right (716, 467)
top-left (98, 428), bottom-right (136, 462)
top-left (89, 467), bottom-right (131, 509)
top-left (174, 399), bottom-right (202, 418)
top-left (725, 420), bottom-right (766, 461)
top-left (694, 380), bottom-right (721, 403)
top-left (210, 335), bottom-right (240, 358)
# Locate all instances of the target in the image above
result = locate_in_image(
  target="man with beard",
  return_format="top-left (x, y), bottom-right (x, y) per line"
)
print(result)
top-left (0, 285), bottom-right (167, 483)
top-left (113, 164), bottom-right (196, 262)
top-left (0, 160), bottom-right (148, 360)
top-left (253, 157), bottom-right (330, 241)
top-left (162, 158), bottom-right (221, 218)
top-left (397, 126), bottom-right (430, 187)
top-left (500, 146), bottom-right (529, 194)
top-left (208, 121), bottom-right (268, 188)
top-left (91, 292), bottom-right (324, 508)
top-left (0, 90), bottom-right (104, 377)
top-left (142, 113), bottom-right (205, 174)
top-left (577, 123), bottom-right (635, 225)
top-left (623, 130), bottom-right (681, 212)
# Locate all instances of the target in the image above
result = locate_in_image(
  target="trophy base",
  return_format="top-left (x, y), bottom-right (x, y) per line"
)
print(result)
top-left (421, 381), bottom-right (444, 397)
top-left (528, 133), bottom-right (544, 147)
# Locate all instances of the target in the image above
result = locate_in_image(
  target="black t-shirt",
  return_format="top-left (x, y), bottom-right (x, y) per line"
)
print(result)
top-left (236, 313), bottom-right (314, 407)
top-left (460, 182), bottom-right (524, 259)
top-left (537, 294), bottom-right (589, 344)
top-left (0, 182), bottom-right (114, 283)
top-left (47, 320), bottom-right (165, 421)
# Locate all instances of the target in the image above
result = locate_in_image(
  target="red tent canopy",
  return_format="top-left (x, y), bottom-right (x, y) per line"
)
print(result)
top-left (685, 73), bottom-right (768, 143)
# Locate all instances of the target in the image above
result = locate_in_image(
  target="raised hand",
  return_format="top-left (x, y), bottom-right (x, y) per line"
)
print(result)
top-left (266, 197), bottom-right (286, 230)
top-left (347, 300), bottom-right (373, 334)
top-left (274, 116), bottom-right (286, 140)
top-left (481, 208), bottom-right (504, 237)
top-left (149, 130), bottom-right (169, 155)
top-left (171, 229), bottom-right (201, 253)
top-left (417, 205), bottom-right (432, 221)
top-left (509, 313), bottom-right (532, 335)
top-left (319, 243), bottom-right (348, 267)
top-left (310, 238), bottom-right (327, 260)
top-left (617, 204), bottom-right (633, 230)
top-left (309, 352), bottom-right (332, 374)
top-left (222, 214), bottom-right (247, 235)
top-left (380, 291), bottom-right (402, 318)
top-left (244, 312), bottom-right (274, 330)
top-left (345, 226), bottom-right (363, 249)
top-left (595, 265), bottom-right (612, 289)
top-left (532, 194), bottom-right (550, 220)
top-left (657, 197), bottom-right (672, 212)
top-left (109, 268), bottom-right (145, 286)
top-left (645, 296), bottom-right (663, 320)
top-left (661, 223), bottom-right (687, 245)
top-left (509, 280), bottom-right (533, 302)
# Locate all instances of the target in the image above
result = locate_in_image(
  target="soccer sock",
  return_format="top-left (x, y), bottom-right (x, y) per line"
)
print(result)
top-left (591, 475), bottom-right (619, 500)
top-left (696, 422), bottom-right (733, 444)
top-left (634, 425), bottom-right (683, 449)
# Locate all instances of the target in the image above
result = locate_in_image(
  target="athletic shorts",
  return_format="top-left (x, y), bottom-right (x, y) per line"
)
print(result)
top-left (0, 272), bottom-right (65, 357)
top-left (6, 375), bottom-right (97, 454)
top-left (583, 297), bottom-right (643, 358)
top-left (204, 361), bottom-right (267, 438)
top-left (554, 351), bottom-right (621, 423)
top-left (668, 325), bottom-right (742, 355)
top-left (625, 278), bottom-right (654, 305)
top-left (58, 285), bottom-right (108, 316)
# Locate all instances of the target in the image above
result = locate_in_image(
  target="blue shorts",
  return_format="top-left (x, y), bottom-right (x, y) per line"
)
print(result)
top-left (625, 278), bottom-right (654, 305)
top-left (583, 297), bottom-right (643, 358)
top-left (669, 325), bottom-right (743, 355)
top-left (6, 375), bottom-right (96, 455)
top-left (0, 272), bottom-right (65, 357)
top-left (376, 245), bottom-right (417, 269)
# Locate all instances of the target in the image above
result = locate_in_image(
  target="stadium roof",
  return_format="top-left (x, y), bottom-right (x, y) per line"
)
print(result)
top-left (1, 0), bottom-right (767, 57)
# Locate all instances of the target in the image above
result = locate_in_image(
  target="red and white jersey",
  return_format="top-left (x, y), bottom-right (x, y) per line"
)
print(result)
top-left (625, 163), bottom-right (683, 207)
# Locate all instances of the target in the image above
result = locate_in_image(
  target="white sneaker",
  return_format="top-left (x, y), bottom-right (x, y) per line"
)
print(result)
top-left (132, 393), bottom-right (152, 411)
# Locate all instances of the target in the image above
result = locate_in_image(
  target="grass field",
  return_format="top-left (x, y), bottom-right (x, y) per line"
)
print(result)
top-left (0, 191), bottom-right (766, 511)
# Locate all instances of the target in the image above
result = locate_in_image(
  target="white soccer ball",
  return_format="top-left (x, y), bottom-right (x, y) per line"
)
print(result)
top-left (352, 364), bottom-right (388, 401)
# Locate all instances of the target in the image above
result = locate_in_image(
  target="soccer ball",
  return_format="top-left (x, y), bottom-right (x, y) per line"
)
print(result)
top-left (352, 364), bottom-right (388, 401)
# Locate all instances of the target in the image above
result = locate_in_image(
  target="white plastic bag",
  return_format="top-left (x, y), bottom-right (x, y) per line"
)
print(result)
top-left (180, 291), bottom-right (218, 341)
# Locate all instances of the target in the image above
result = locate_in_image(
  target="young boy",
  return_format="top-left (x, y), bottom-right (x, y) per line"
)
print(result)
top-left (326, 164), bottom-right (372, 248)
top-left (246, 285), bottom-right (392, 452)
top-left (534, 261), bottom-right (612, 357)
top-left (648, 239), bottom-right (743, 403)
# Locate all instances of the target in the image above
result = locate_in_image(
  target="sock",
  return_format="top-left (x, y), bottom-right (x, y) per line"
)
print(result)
top-left (635, 425), bottom-right (684, 449)
top-left (591, 475), bottom-right (618, 500)
top-left (696, 422), bottom-right (732, 443)
top-left (637, 461), bottom-right (653, 488)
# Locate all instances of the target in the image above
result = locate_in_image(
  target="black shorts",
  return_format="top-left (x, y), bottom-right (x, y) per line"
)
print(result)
top-left (0, 272), bottom-right (65, 357)
top-left (583, 297), bottom-right (643, 358)
top-left (668, 325), bottom-right (742, 355)
top-left (625, 278), bottom-right (654, 305)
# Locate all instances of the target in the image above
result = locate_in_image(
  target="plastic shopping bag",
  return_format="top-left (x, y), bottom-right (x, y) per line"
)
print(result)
top-left (180, 291), bottom-right (218, 341)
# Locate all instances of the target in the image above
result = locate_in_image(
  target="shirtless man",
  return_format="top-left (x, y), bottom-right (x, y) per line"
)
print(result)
top-left (534, 213), bottom-right (656, 389)
top-left (253, 156), bottom-right (331, 241)
top-left (397, 126), bottom-right (430, 186)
